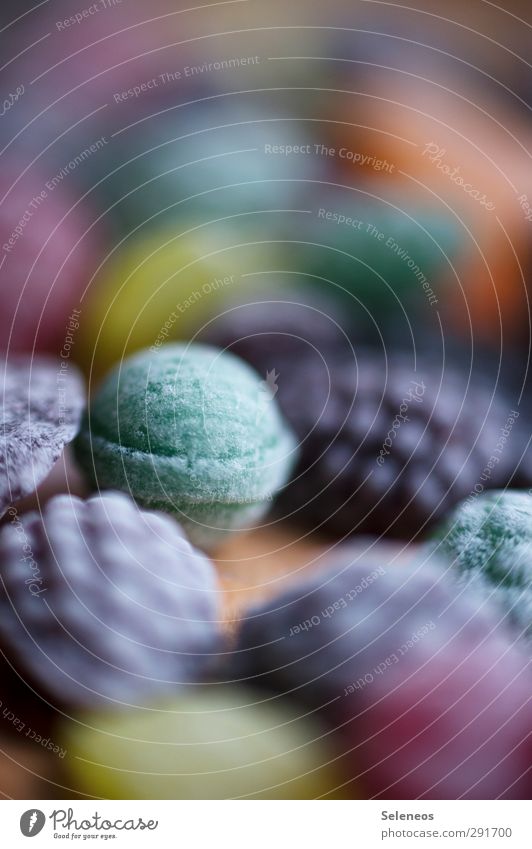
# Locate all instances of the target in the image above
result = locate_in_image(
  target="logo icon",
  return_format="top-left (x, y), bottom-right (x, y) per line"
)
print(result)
top-left (262, 369), bottom-right (279, 401)
top-left (20, 810), bottom-right (46, 837)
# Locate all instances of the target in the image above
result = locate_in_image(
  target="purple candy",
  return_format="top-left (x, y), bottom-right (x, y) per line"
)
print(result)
top-left (0, 356), bottom-right (85, 517)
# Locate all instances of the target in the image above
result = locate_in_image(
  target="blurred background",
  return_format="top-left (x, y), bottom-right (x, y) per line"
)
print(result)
top-left (1, 0), bottom-right (532, 800)
top-left (2, 0), bottom-right (532, 374)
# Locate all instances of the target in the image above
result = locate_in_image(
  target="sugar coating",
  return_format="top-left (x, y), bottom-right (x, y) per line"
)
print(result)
top-left (233, 544), bottom-right (531, 799)
top-left (432, 489), bottom-right (532, 642)
top-left (63, 686), bottom-right (347, 799)
top-left (0, 491), bottom-right (221, 708)
top-left (75, 344), bottom-right (297, 547)
top-left (273, 352), bottom-right (517, 538)
top-left (0, 356), bottom-right (85, 516)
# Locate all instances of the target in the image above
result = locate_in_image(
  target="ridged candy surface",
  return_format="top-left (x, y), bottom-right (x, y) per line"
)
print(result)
top-left (232, 543), bottom-right (531, 799)
top-left (0, 492), bottom-right (221, 708)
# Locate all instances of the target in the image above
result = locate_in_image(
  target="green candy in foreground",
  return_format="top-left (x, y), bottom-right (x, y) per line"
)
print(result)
top-left (62, 688), bottom-right (347, 799)
top-left (75, 344), bottom-right (297, 549)
top-left (432, 490), bottom-right (532, 641)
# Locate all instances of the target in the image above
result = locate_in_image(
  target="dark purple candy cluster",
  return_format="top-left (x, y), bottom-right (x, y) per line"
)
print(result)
top-left (273, 352), bottom-right (529, 537)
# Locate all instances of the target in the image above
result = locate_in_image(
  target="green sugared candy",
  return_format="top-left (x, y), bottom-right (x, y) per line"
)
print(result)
top-left (63, 688), bottom-right (347, 799)
top-left (433, 490), bottom-right (532, 641)
top-left (75, 344), bottom-right (296, 548)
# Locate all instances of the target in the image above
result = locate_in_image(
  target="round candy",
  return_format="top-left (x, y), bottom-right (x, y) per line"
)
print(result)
top-left (200, 286), bottom-right (354, 377)
top-left (432, 490), bottom-right (532, 642)
top-left (273, 350), bottom-right (528, 538)
top-left (0, 356), bottom-right (85, 517)
top-left (76, 225), bottom-right (275, 380)
top-left (0, 161), bottom-right (101, 353)
top-left (90, 99), bottom-right (319, 237)
top-left (62, 686), bottom-right (348, 799)
top-left (331, 70), bottom-right (532, 344)
top-left (0, 492), bottom-right (221, 708)
top-left (75, 344), bottom-right (297, 548)
top-left (232, 541), bottom-right (531, 799)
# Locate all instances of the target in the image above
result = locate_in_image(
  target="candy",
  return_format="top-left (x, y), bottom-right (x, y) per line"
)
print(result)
top-left (200, 286), bottom-right (354, 377)
top-left (62, 686), bottom-right (348, 799)
top-left (0, 492), bottom-right (221, 708)
top-left (91, 100), bottom-right (318, 235)
top-left (76, 225), bottom-right (275, 380)
top-left (277, 189), bottom-right (460, 341)
top-left (432, 490), bottom-right (532, 642)
top-left (75, 344), bottom-right (297, 548)
top-left (332, 69), bottom-right (532, 343)
top-left (232, 542), bottom-right (531, 799)
top-left (5, 0), bottom-right (188, 122)
top-left (0, 161), bottom-right (101, 353)
top-left (274, 351), bottom-right (526, 537)
top-left (0, 356), bottom-right (85, 517)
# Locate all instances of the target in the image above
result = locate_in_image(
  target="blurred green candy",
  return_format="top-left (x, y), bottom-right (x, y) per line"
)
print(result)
top-left (432, 490), bottom-right (532, 642)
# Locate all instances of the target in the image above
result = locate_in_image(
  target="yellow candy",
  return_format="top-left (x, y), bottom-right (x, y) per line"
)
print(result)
top-left (77, 225), bottom-right (274, 381)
